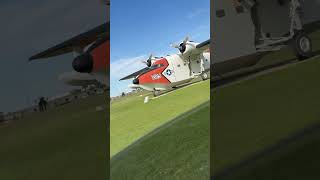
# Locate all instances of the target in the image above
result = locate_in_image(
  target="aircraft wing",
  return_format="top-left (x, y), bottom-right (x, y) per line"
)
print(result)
top-left (119, 67), bottom-right (149, 81)
top-left (29, 22), bottom-right (110, 61)
top-left (196, 39), bottom-right (210, 52)
top-left (186, 39), bottom-right (210, 60)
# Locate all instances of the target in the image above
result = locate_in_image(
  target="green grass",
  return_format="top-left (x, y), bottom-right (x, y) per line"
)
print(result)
top-left (110, 80), bottom-right (210, 157)
top-left (0, 94), bottom-right (108, 180)
top-left (212, 55), bottom-right (320, 176)
top-left (221, 131), bottom-right (320, 180)
top-left (111, 101), bottom-right (210, 180)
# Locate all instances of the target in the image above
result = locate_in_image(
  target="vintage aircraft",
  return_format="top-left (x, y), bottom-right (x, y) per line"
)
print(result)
top-left (212, 0), bottom-right (320, 76)
top-left (120, 37), bottom-right (210, 96)
top-left (29, 1), bottom-right (109, 86)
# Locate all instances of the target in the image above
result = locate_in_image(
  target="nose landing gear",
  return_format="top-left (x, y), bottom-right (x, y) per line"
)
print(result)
top-left (153, 89), bottom-right (160, 97)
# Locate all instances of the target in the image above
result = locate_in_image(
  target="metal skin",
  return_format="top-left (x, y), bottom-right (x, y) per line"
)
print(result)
top-left (129, 51), bottom-right (210, 92)
top-left (85, 39), bottom-right (109, 86)
top-left (91, 40), bottom-right (109, 72)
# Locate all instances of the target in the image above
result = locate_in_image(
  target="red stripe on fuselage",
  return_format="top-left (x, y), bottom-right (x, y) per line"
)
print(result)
top-left (138, 58), bottom-right (170, 85)
top-left (90, 40), bottom-right (109, 72)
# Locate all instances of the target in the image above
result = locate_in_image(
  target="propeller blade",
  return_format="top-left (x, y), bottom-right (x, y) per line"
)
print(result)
top-left (170, 43), bottom-right (179, 48)
top-left (140, 54), bottom-right (153, 67)
top-left (148, 54), bottom-right (154, 61)
top-left (141, 60), bottom-right (148, 65)
top-left (183, 36), bottom-right (189, 45)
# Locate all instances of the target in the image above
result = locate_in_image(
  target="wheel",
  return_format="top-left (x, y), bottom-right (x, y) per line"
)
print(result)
top-left (291, 32), bottom-right (313, 60)
top-left (153, 90), bottom-right (159, 97)
top-left (201, 72), bottom-right (208, 80)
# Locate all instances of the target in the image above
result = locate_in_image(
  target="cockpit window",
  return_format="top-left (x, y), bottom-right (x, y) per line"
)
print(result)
top-left (150, 64), bottom-right (164, 69)
top-left (140, 63), bottom-right (164, 76)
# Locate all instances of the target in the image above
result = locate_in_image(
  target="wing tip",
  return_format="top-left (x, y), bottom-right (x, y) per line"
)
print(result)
top-left (28, 54), bottom-right (42, 61)
top-left (28, 56), bottom-right (36, 61)
top-left (119, 77), bottom-right (129, 81)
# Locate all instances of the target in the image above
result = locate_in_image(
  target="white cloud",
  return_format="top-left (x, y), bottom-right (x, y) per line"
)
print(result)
top-left (110, 55), bottom-right (147, 80)
top-left (110, 55), bottom-right (149, 97)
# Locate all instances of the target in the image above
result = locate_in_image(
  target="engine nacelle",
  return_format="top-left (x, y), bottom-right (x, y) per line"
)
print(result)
top-left (72, 53), bottom-right (93, 73)
top-left (72, 39), bottom-right (109, 73)
top-left (181, 42), bottom-right (199, 58)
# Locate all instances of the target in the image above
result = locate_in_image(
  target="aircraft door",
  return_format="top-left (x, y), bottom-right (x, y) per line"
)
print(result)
top-left (255, 0), bottom-right (291, 38)
top-left (169, 55), bottom-right (191, 82)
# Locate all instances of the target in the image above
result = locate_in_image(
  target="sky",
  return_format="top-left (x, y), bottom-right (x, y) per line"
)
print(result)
top-left (110, 0), bottom-right (210, 97)
top-left (0, 0), bottom-right (106, 112)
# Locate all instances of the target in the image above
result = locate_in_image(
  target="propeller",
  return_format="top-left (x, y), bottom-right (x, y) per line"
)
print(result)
top-left (141, 54), bottom-right (154, 67)
top-left (171, 36), bottom-right (189, 54)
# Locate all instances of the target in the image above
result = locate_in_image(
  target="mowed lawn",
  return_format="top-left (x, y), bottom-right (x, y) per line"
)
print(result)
top-left (212, 55), bottom-right (320, 176)
top-left (110, 80), bottom-right (210, 157)
top-left (222, 131), bottom-right (320, 180)
top-left (111, 101), bottom-right (210, 180)
top-left (0, 94), bottom-right (108, 180)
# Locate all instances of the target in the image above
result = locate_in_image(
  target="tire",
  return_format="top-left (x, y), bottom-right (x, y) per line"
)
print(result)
top-left (291, 32), bottom-right (313, 61)
top-left (153, 91), bottom-right (159, 97)
top-left (201, 72), bottom-right (208, 80)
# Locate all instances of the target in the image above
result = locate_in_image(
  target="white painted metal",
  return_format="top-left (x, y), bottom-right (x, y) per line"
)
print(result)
top-left (212, 0), bottom-right (256, 63)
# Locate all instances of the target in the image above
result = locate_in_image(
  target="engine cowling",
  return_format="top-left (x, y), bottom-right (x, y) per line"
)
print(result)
top-left (72, 53), bottom-right (93, 73)
top-left (72, 39), bottom-right (109, 73)
top-left (132, 78), bottom-right (139, 84)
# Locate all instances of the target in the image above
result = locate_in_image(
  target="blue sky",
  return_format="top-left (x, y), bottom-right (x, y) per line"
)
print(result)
top-left (0, 0), bottom-right (106, 112)
top-left (110, 0), bottom-right (210, 97)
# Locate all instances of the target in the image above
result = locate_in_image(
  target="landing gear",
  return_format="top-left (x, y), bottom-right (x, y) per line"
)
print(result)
top-left (153, 90), bottom-right (160, 97)
top-left (201, 72), bottom-right (209, 80)
top-left (291, 32), bottom-right (313, 61)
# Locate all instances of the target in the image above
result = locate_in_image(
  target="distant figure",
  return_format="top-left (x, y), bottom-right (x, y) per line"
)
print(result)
top-left (38, 98), bottom-right (43, 112)
top-left (38, 97), bottom-right (48, 112)
top-left (43, 97), bottom-right (48, 111)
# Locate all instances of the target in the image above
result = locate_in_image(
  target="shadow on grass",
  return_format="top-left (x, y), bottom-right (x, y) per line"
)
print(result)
top-left (212, 123), bottom-right (320, 180)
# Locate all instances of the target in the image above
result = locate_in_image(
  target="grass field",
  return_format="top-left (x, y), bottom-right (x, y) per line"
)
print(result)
top-left (221, 128), bottom-right (320, 180)
top-left (111, 101), bottom-right (210, 180)
top-left (212, 54), bottom-right (320, 177)
top-left (110, 80), bottom-right (210, 157)
top-left (0, 94), bottom-right (108, 180)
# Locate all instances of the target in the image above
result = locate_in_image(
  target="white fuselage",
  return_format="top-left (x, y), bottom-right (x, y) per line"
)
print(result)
top-left (133, 52), bottom-right (210, 92)
top-left (212, 0), bottom-right (320, 75)
top-left (164, 52), bottom-right (210, 82)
